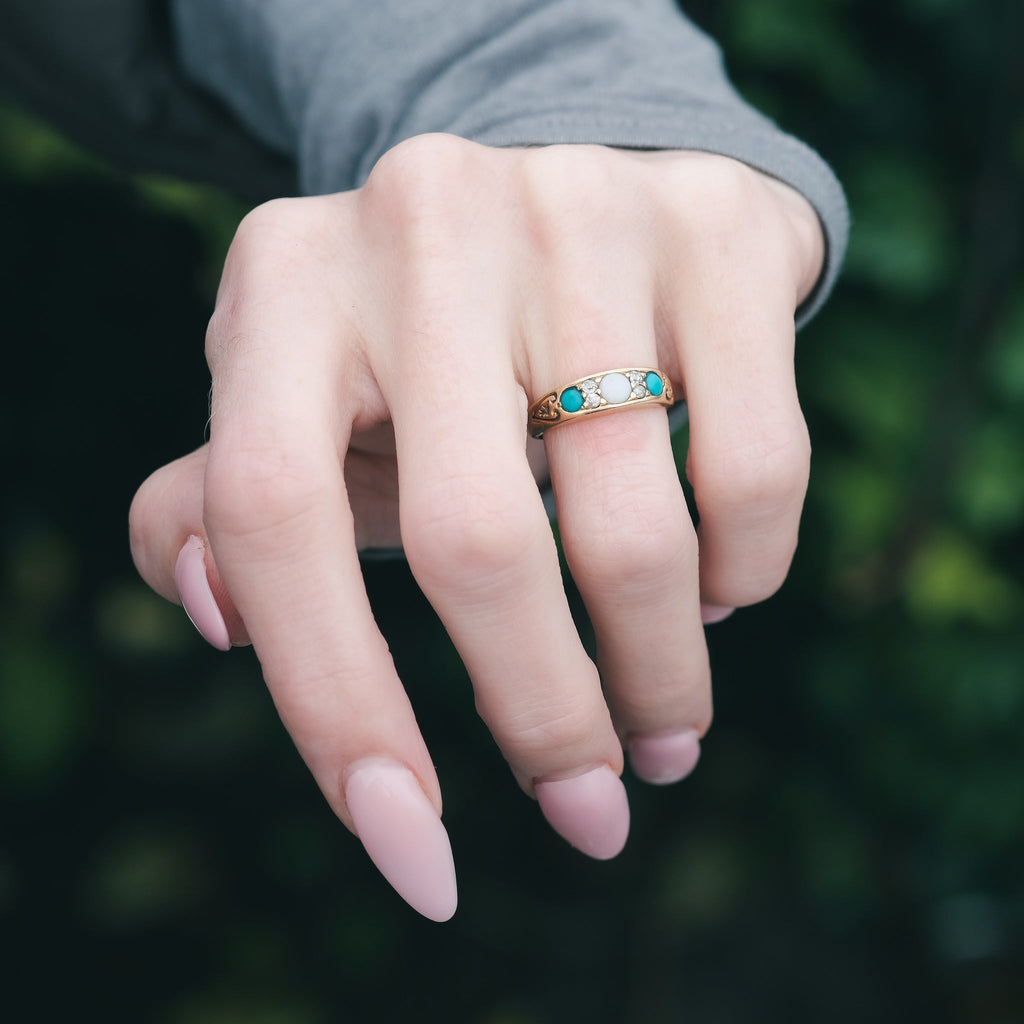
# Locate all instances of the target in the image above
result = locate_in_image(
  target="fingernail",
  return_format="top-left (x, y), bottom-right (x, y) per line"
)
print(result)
top-left (345, 757), bottom-right (457, 923)
top-left (175, 535), bottom-right (231, 651)
top-left (628, 728), bottom-right (701, 785)
top-left (534, 765), bottom-right (630, 860)
top-left (701, 603), bottom-right (735, 625)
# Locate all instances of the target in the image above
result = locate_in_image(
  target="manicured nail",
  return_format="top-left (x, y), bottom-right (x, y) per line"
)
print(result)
top-left (628, 728), bottom-right (701, 785)
top-left (701, 603), bottom-right (735, 625)
top-left (175, 535), bottom-right (231, 651)
top-left (534, 765), bottom-right (630, 860)
top-left (345, 757), bottom-right (457, 923)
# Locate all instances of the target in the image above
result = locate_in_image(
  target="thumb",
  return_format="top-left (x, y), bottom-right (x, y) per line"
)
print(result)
top-left (129, 445), bottom-right (249, 648)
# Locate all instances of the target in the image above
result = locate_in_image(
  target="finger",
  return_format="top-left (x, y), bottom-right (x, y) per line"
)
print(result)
top-left (674, 251), bottom-right (810, 612)
top-left (354, 136), bottom-right (631, 857)
top-left (202, 216), bottom-right (456, 920)
top-left (546, 406), bottom-right (710, 785)
top-left (384, 293), bottom-right (629, 861)
top-left (534, 320), bottom-right (710, 786)
top-left (646, 159), bottom-right (817, 614)
top-left (512, 146), bottom-right (712, 787)
top-left (129, 444), bottom-right (246, 648)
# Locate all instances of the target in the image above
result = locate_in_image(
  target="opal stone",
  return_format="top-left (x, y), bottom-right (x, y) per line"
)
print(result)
top-left (560, 386), bottom-right (584, 413)
top-left (599, 372), bottom-right (631, 404)
top-left (646, 371), bottom-right (664, 396)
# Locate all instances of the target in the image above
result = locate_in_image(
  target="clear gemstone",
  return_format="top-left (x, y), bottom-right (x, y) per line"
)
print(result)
top-left (628, 370), bottom-right (644, 385)
top-left (581, 379), bottom-right (599, 394)
top-left (584, 393), bottom-right (602, 408)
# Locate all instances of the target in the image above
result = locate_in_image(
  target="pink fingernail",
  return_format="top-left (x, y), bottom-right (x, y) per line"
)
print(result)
top-left (175, 535), bottom-right (231, 651)
top-left (534, 765), bottom-right (630, 860)
top-left (628, 728), bottom-right (701, 785)
top-left (701, 603), bottom-right (735, 625)
top-left (345, 758), bottom-right (457, 923)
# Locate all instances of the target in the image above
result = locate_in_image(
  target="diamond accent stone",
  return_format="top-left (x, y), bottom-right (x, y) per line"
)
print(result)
top-left (628, 370), bottom-right (644, 385)
top-left (581, 379), bottom-right (599, 394)
top-left (584, 392), bottom-right (603, 408)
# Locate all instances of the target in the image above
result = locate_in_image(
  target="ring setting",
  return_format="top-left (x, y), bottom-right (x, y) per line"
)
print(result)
top-left (528, 367), bottom-right (674, 438)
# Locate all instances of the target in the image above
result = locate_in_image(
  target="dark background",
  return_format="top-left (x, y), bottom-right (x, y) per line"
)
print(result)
top-left (1, 0), bottom-right (1022, 1020)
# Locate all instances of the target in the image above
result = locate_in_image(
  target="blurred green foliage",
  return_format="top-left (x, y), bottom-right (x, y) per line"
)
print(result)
top-left (1, 0), bottom-right (1022, 1021)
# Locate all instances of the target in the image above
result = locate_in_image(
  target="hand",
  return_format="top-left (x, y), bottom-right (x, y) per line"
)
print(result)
top-left (129, 135), bottom-right (824, 920)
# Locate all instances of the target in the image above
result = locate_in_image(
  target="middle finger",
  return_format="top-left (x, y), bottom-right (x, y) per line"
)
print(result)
top-left (382, 288), bottom-right (631, 860)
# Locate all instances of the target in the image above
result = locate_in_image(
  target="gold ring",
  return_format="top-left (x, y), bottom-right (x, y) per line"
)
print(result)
top-left (528, 367), bottom-right (674, 439)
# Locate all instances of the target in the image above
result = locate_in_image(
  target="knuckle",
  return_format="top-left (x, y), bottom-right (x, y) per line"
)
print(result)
top-left (570, 486), bottom-right (696, 589)
top-left (693, 421), bottom-right (811, 518)
top-left (665, 157), bottom-right (813, 288)
top-left (228, 197), bottom-right (329, 268)
top-left (229, 196), bottom-right (293, 249)
top-left (203, 445), bottom-right (329, 542)
top-left (661, 158), bottom-right (790, 271)
top-left (127, 469), bottom-right (160, 552)
top-left (273, 661), bottom-right (383, 738)
top-left (492, 699), bottom-right (602, 764)
top-left (359, 135), bottom-right (497, 287)
top-left (207, 196), bottom-right (336, 367)
top-left (675, 157), bottom-right (762, 232)
top-left (127, 470), bottom-right (167, 585)
top-left (363, 133), bottom-right (481, 224)
top-left (403, 481), bottom-right (540, 596)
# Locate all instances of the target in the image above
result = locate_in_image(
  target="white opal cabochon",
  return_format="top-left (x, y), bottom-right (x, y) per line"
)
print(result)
top-left (599, 372), bottom-right (631, 404)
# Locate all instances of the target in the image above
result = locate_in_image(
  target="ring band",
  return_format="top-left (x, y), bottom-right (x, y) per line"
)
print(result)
top-left (528, 367), bottom-right (674, 439)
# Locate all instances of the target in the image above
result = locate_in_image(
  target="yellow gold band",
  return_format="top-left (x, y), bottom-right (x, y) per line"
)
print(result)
top-left (528, 367), bottom-right (674, 439)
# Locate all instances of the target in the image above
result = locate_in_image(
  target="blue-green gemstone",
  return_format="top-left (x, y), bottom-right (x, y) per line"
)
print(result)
top-left (560, 387), bottom-right (584, 413)
top-left (646, 372), bottom-right (664, 396)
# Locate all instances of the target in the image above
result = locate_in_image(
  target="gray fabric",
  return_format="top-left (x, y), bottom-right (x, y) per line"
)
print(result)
top-left (172, 0), bottom-right (848, 324)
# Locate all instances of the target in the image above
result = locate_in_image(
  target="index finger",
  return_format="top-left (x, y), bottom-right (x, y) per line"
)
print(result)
top-left (202, 217), bottom-right (457, 920)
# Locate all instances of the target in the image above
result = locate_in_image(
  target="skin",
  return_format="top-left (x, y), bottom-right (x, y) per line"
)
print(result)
top-left (129, 136), bottom-right (824, 853)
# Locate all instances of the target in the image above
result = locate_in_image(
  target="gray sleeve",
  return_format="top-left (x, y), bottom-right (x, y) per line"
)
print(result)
top-left (172, 0), bottom-right (848, 324)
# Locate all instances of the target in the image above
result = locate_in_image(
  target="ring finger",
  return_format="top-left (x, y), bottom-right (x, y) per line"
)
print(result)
top-left (535, 299), bottom-right (710, 788)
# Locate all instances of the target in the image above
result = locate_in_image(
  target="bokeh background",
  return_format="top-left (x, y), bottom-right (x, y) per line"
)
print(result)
top-left (1, 0), bottom-right (1022, 1021)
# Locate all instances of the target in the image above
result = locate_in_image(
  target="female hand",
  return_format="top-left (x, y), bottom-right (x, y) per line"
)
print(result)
top-left (129, 135), bottom-right (824, 921)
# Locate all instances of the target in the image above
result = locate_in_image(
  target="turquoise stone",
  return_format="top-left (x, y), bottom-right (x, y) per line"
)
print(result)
top-left (646, 372), bottom-right (664, 396)
top-left (560, 386), bottom-right (584, 413)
